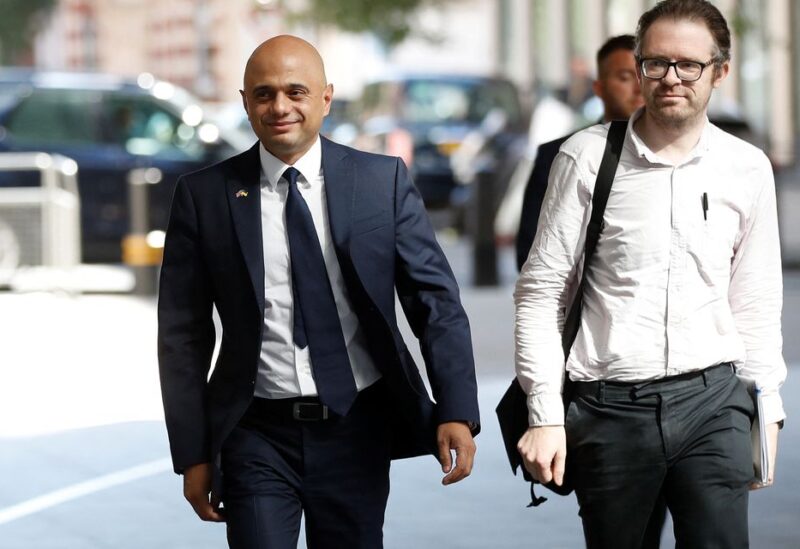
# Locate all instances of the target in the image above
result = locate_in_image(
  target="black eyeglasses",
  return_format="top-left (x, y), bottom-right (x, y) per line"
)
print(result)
top-left (639, 57), bottom-right (717, 82)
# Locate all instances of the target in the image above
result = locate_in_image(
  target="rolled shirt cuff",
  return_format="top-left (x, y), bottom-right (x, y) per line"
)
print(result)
top-left (760, 392), bottom-right (786, 426)
top-left (527, 392), bottom-right (565, 426)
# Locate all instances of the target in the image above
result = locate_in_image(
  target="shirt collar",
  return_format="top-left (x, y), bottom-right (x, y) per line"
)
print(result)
top-left (259, 137), bottom-right (323, 189)
top-left (627, 107), bottom-right (712, 166)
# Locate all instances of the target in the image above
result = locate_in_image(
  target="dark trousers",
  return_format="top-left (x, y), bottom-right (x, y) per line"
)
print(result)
top-left (566, 364), bottom-right (754, 549)
top-left (221, 382), bottom-right (391, 549)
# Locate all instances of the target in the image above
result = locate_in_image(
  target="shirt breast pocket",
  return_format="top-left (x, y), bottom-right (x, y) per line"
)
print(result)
top-left (693, 215), bottom-right (736, 273)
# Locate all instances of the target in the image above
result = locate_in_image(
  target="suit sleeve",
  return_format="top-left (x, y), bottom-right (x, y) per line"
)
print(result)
top-left (392, 158), bottom-right (480, 430)
top-left (157, 177), bottom-right (216, 473)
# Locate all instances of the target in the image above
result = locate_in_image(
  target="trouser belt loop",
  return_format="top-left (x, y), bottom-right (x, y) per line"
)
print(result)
top-left (598, 380), bottom-right (606, 403)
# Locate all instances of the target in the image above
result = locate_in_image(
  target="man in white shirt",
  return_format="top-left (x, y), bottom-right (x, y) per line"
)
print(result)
top-left (158, 35), bottom-right (479, 548)
top-left (515, 1), bottom-right (785, 547)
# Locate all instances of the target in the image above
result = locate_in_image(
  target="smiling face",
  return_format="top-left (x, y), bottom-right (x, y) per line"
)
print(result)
top-left (240, 36), bottom-right (333, 165)
top-left (637, 17), bottom-right (728, 130)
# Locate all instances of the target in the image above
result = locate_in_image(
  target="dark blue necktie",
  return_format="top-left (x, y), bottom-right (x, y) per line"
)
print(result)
top-left (283, 167), bottom-right (357, 416)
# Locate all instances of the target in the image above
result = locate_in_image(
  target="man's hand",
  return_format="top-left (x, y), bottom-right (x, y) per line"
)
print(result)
top-left (750, 421), bottom-right (780, 490)
top-left (436, 421), bottom-right (476, 486)
top-left (183, 462), bottom-right (225, 522)
top-left (517, 425), bottom-right (566, 486)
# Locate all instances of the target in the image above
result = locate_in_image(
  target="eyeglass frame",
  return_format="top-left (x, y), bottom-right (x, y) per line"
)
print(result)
top-left (637, 57), bottom-right (720, 82)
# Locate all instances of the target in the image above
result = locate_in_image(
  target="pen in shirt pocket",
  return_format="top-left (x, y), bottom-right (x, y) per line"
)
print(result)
top-left (702, 192), bottom-right (709, 221)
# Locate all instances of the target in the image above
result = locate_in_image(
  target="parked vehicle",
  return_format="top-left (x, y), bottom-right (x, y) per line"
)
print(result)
top-left (0, 69), bottom-right (241, 263)
top-left (349, 73), bottom-right (527, 211)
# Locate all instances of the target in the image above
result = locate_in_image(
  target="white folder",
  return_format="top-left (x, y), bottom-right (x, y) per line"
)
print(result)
top-left (751, 385), bottom-right (770, 486)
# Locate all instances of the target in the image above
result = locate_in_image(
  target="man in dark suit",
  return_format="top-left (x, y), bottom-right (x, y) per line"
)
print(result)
top-left (158, 35), bottom-right (479, 549)
top-left (516, 35), bottom-right (644, 270)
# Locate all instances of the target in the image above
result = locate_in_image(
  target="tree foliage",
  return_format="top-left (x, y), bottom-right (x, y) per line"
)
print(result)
top-left (295, 0), bottom-right (449, 47)
top-left (0, 0), bottom-right (56, 64)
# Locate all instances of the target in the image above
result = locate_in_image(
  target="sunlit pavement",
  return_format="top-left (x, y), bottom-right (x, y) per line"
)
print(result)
top-left (1, 241), bottom-right (799, 548)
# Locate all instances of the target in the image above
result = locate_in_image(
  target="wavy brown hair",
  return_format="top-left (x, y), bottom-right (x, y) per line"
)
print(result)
top-left (635, 0), bottom-right (731, 66)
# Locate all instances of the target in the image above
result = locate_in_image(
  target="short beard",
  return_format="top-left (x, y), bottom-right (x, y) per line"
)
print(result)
top-left (650, 109), bottom-right (694, 130)
top-left (646, 94), bottom-right (711, 131)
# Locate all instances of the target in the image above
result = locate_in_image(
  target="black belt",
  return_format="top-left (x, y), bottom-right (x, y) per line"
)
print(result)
top-left (572, 362), bottom-right (735, 401)
top-left (247, 380), bottom-right (384, 422)
top-left (248, 395), bottom-right (330, 421)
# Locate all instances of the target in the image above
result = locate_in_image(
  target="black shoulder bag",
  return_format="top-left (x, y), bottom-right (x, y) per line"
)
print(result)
top-left (495, 120), bottom-right (627, 506)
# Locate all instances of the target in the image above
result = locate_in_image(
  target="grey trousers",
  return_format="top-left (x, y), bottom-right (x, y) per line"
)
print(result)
top-left (567, 363), bottom-right (754, 549)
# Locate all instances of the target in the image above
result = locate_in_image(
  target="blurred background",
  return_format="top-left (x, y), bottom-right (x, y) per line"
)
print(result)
top-left (1, 0), bottom-right (799, 285)
top-left (1, 1), bottom-right (799, 548)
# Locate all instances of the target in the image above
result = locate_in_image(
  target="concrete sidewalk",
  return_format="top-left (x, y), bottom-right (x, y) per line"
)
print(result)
top-left (2, 272), bottom-right (799, 547)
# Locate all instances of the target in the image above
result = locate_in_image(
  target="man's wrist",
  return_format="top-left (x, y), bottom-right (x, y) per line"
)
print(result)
top-left (439, 420), bottom-right (477, 430)
top-left (527, 392), bottom-right (566, 426)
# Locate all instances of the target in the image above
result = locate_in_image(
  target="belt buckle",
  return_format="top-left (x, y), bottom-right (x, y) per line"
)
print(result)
top-left (292, 402), bottom-right (328, 421)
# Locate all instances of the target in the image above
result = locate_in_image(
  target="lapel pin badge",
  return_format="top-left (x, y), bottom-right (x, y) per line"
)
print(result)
top-left (235, 189), bottom-right (249, 198)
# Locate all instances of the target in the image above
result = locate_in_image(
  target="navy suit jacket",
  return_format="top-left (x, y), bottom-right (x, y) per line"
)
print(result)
top-left (158, 137), bottom-right (480, 474)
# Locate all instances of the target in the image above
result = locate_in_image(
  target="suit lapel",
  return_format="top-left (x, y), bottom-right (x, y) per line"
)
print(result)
top-left (226, 143), bottom-right (265, 312)
top-left (321, 137), bottom-right (355, 249)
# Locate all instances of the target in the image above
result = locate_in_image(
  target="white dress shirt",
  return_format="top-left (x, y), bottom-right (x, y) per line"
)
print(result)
top-left (515, 110), bottom-right (786, 427)
top-left (255, 138), bottom-right (381, 399)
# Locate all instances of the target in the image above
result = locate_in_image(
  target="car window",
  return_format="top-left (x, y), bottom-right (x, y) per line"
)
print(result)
top-left (394, 80), bottom-right (521, 125)
top-left (468, 81), bottom-right (522, 124)
top-left (321, 98), bottom-right (352, 135)
top-left (404, 81), bottom-right (471, 123)
top-left (3, 88), bottom-right (103, 146)
top-left (0, 82), bottom-right (25, 114)
top-left (102, 94), bottom-right (206, 161)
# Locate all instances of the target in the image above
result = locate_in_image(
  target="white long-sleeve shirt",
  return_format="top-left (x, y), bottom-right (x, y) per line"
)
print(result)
top-left (514, 112), bottom-right (786, 427)
top-left (256, 138), bottom-right (381, 399)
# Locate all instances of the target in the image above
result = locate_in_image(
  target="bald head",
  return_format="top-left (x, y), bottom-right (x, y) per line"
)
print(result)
top-left (244, 35), bottom-right (327, 90)
top-left (240, 35), bottom-right (333, 165)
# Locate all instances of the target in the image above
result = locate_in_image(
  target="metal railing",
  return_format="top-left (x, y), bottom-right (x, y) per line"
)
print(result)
top-left (0, 152), bottom-right (81, 286)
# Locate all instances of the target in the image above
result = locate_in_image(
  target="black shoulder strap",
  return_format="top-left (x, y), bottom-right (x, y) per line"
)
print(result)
top-left (496, 120), bottom-right (628, 507)
top-left (561, 120), bottom-right (627, 358)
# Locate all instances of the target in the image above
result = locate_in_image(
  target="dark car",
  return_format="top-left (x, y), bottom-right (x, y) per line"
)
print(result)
top-left (0, 69), bottom-right (242, 263)
top-left (350, 74), bottom-right (527, 210)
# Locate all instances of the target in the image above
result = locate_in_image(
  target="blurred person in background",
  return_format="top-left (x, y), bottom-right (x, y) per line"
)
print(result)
top-left (516, 34), bottom-right (644, 270)
top-left (158, 35), bottom-right (479, 549)
top-left (515, 1), bottom-right (786, 547)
